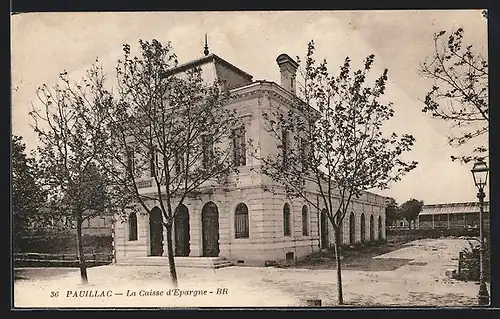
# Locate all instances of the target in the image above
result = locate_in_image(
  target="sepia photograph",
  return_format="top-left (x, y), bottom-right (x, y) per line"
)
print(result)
top-left (11, 10), bottom-right (490, 308)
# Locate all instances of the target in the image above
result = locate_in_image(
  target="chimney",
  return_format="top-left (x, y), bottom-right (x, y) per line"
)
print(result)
top-left (276, 53), bottom-right (299, 95)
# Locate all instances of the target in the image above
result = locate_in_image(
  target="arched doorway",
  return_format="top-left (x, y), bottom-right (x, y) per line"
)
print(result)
top-left (174, 204), bottom-right (190, 257)
top-left (361, 213), bottom-right (366, 243)
top-left (378, 215), bottom-right (383, 240)
top-left (320, 209), bottom-right (329, 249)
top-left (149, 207), bottom-right (164, 256)
top-left (370, 215), bottom-right (375, 241)
top-left (349, 212), bottom-right (355, 245)
top-left (202, 202), bottom-right (219, 257)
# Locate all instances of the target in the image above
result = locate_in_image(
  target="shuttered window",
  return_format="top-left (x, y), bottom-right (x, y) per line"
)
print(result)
top-left (302, 205), bottom-right (309, 236)
top-left (235, 203), bottom-right (249, 238)
top-left (283, 203), bottom-right (291, 236)
top-left (232, 127), bottom-right (246, 167)
top-left (129, 212), bottom-right (138, 241)
top-left (202, 134), bottom-right (214, 169)
top-left (282, 130), bottom-right (289, 168)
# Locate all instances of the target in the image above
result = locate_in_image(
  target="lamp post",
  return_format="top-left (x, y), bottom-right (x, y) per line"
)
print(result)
top-left (471, 159), bottom-right (489, 306)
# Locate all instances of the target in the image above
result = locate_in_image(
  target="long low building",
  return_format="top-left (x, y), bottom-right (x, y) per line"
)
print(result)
top-left (418, 202), bottom-right (490, 230)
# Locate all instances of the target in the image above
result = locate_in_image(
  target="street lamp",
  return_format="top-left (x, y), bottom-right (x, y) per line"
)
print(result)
top-left (471, 159), bottom-right (489, 306)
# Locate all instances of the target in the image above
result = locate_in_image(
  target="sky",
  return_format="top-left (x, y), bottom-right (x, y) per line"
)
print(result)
top-left (11, 10), bottom-right (489, 206)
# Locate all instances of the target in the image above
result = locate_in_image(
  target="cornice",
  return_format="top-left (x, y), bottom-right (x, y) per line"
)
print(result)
top-left (227, 81), bottom-right (309, 109)
top-left (227, 88), bottom-right (263, 103)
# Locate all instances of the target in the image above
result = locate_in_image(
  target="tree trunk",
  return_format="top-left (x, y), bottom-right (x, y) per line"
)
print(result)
top-left (76, 216), bottom-right (88, 284)
top-left (334, 227), bottom-right (344, 305)
top-left (165, 222), bottom-right (178, 287)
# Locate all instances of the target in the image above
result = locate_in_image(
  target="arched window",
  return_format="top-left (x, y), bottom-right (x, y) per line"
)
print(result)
top-left (235, 203), bottom-right (249, 238)
top-left (283, 203), bottom-right (291, 236)
top-left (201, 134), bottom-right (214, 169)
top-left (149, 146), bottom-right (158, 177)
top-left (361, 213), bottom-right (366, 243)
top-left (302, 205), bottom-right (309, 236)
top-left (349, 212), bottom-right (355, 244)
top-left (378, 215), bottom-right (383, 239)
top-left (370, 214), bottom-right (375, 241)
top-left (321, 209), bottom-right (329, 248)
top-left (128, 212), bottom-right (138, 241)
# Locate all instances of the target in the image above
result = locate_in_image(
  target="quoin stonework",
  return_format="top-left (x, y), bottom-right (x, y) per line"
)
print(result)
top-left (112, 50), bottom-right (388, 267)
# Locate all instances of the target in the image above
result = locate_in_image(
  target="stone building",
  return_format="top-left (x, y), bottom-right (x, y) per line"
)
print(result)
top-left (112, 47), bottom-right (387, 267)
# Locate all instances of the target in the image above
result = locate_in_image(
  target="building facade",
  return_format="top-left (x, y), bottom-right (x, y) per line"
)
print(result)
top-left (418, 202), bottom-right (490, 230)
top-left (113, 50), bottom-right (387, 266)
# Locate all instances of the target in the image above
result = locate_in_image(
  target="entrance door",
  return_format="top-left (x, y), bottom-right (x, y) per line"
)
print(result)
top-left (201, 202), bottom-right (219, 257)
top-left (320, 209), bottom-right (329, 249)
top-left (174, 204), bottom-right (190, 257)
top-left (149, 207), bottom-right (164, 256)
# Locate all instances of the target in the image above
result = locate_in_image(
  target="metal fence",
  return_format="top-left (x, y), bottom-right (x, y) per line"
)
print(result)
top-left (13, 252), bottom-right (113, 267)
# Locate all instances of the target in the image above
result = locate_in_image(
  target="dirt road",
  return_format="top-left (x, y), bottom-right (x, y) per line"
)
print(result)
top-left (13, 238), bottom-right (487, 308)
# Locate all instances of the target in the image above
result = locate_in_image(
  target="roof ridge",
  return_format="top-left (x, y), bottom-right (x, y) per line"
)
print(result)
top-left (423, 201), bottom-right (489, 207)
top-left (163, 53), bottom-right (253, 79)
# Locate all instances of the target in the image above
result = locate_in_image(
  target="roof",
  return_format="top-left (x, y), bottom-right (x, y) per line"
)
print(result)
top-left (163, 53), bottom-right (253, 80)
top-left (419, 201), bottom-right (490, 216)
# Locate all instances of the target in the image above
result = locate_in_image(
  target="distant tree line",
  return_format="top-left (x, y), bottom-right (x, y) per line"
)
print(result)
top-left (385, 197), bottom-right (424, 227)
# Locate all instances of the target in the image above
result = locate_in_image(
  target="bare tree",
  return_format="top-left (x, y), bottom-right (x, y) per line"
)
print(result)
top-left (96, 39), bottom-right (242, 286)
top-left (256, 40), bottom-right (417, 305)
top-left (419, 26), bottom-right (488, 163)
top-left (30, 63), bottom-right (132, 283)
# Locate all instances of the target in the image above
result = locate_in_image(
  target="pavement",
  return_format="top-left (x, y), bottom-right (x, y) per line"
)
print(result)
top-left (13, 238), bottom-right (489, 308)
